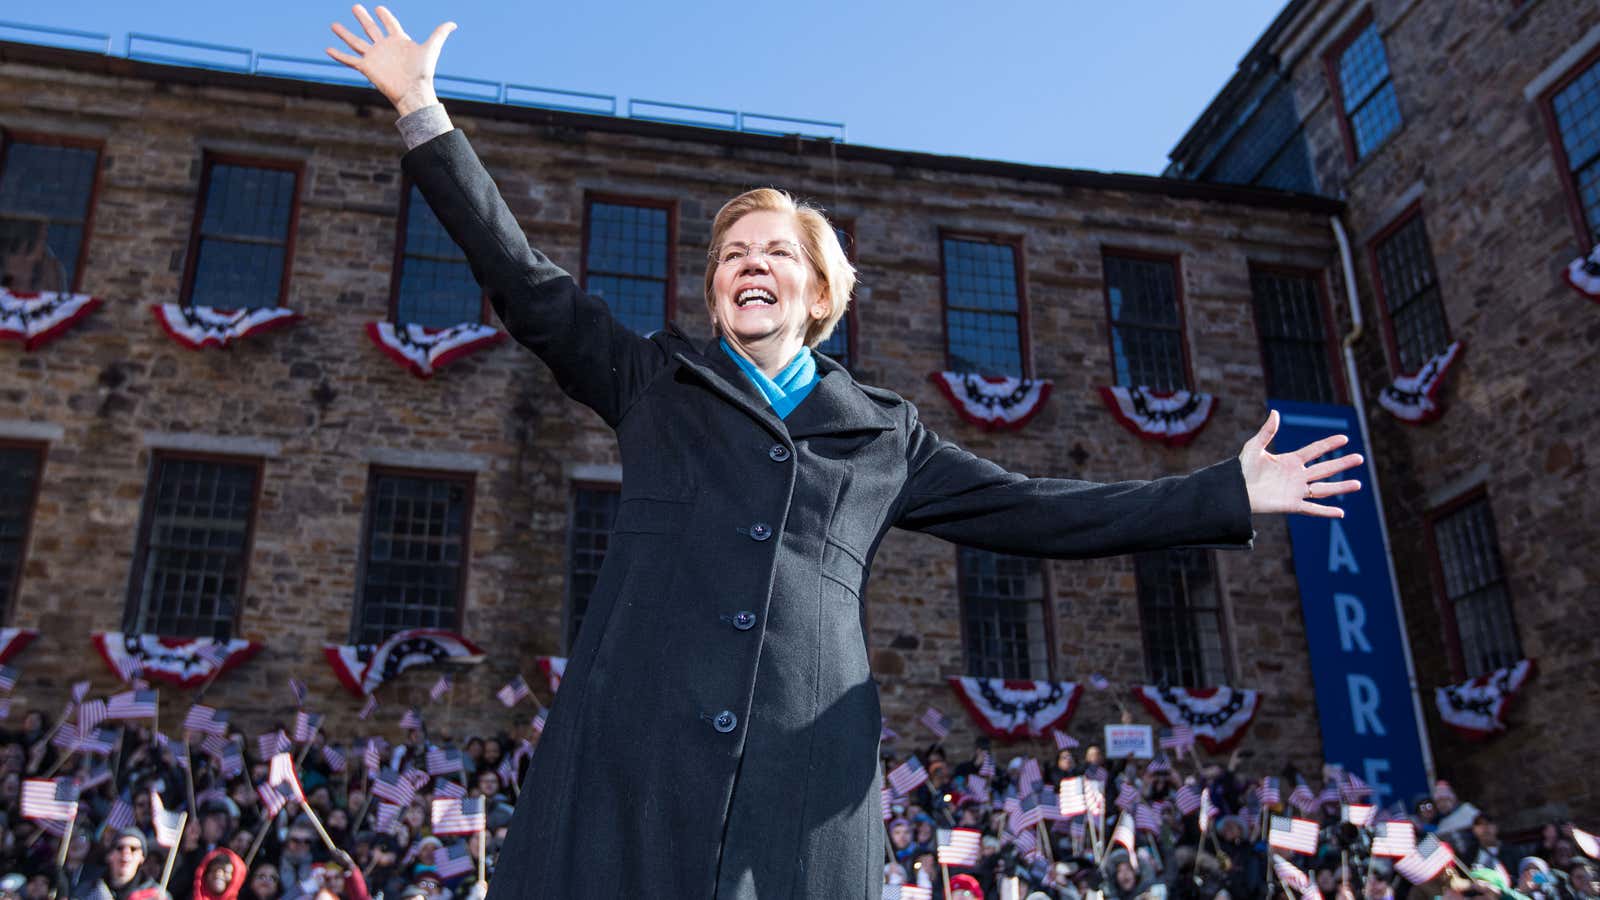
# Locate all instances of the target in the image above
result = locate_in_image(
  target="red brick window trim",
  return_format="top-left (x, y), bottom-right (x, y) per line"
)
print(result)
top-left (1536, 43), bottom-right (1600, 248)
top-left (0, 441), bottom-right (46, 627)
top-left (1247, 264), bottom-right (1347, 404)
top-left (1101, 249), bottom-right (1192, 392)
top-left (352, 467), bottom-right (475, 646)
top-left (1322, 11), bottom-right (1404, 165)
top-left (1423, 487), bottom-right (1522, 680)
top-left (1135, 548), bottom-right (1231, 688)
top-left (1367, 204), bottom-right (1453, 377)
top-left (0, 130), bottom-right (104, 294)
top-left (389, 177), bottom-right (489, 327)
top-left (580, 193), bottom-right (676, 335)
top-left (957, 546), bottom-right (1054, 681)
top-left (564, 481), bottom-right (620, 654)
top-left (179, 152), bottom-right (303, 309)
top-left (939, 231), bottom-right (1031, 378)
top-left (124, 452), bottom-right (264, 640)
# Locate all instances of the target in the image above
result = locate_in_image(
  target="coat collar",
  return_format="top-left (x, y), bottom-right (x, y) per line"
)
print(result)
top-left (673, 337), bottom-right (897, 441)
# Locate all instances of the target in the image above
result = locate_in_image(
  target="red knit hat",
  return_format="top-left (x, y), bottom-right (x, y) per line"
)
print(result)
top-left (950, 873), bottom-right (985, 898)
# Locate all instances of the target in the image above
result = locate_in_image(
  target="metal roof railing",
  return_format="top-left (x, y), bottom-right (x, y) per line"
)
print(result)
top-left (0, 19), bottom-right (845, 142)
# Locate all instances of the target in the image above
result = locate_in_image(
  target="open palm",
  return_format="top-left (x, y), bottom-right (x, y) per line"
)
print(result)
top-left (326, 4), bottom-right (456, 115)
top-left (1239, 410), bottom-right (1363, 517)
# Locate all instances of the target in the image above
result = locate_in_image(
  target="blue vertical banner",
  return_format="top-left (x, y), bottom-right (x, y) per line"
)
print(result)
top-left (1272, 399), bottom-right (1430, 806)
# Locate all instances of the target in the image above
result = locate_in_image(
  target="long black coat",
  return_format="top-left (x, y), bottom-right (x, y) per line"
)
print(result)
top-left (402, 129), bottom-right (1255, 899)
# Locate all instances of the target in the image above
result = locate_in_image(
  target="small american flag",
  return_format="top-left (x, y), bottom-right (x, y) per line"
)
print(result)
top-left (374, 802), bottom-right (402, 834)
top-left (433, 841), bottom-right (475, 878)
top-left (879, 716), bottom-right (897, 743)
top-left (22, 778), bottom-right (79, 821)
top-left (919, 706), bottom-right (952, 739)
top-left (259, 730), bottom-right (291, 760)
top-left (882, 886), bottom-right (932, 900)
top-left (399, 707), bottom-right (423, 731)
top-left (429, 674), bottom-right (453, 701)
top-left (1572, 826), bottom-right (1599, 859)
top-left (1268, 815), bottom-right (1319, 854)
top-left (1135, 803), bottom-right (1161, 833)
top-left (218, 743), bottom-right (245, 778)
top-left (978, 750), bottom-right (995, 778)
top-left (432, 796), bottom-right (486, 835)
top-left (1111, 811), bottom-right (1136, 852)
top-left (1115, 781), bottom-right (1141, 811)
top-left (1395, 835), bottom-right (1455, 884)
top-left (1173, 783), bottom-right (1201, 816)
top-left (293, 710), bottom-right (323, 743)
top-left (426, 746), bottom-right (465, 776)
top-left (496, 756), bottom-right (516, 788)
top-left (1199, 788), bottom-right (1217, 833)
top-left (0, 665), bottom-right (17, 691)
top-left (183, 705), bottom-right (228, 736)
top-left (104, 798), bottom-right (135, 831)
top-left (887, 756), bottom-right (927, 797)
top-left (1052, 729), bottom-right (1079, 750)
top-left (936, 827), bottom-right (982, 866)
top-left (77, 727), bottom-right (118, 756)
top-left (1058, 777), bottom-right (1086, 816)
top-left (531, 707), bottom-right (548, 735)
top-left (404, 766), bottom-right (432, 790)
top-left (77, 699), bottom-right (107, 735)
top-left (200, 733), bottom-right (231, 757)
top-left (151, 791), bottom-right (185, 848)
top-left (1316, 782), bottom-right (1342, 808)
top-left (106, 690), bottom-right (158, 720)
top-left (358, 694), bottom-right (378, 720)
top-left (497, 675), bottom-right (532, 708)
top-left (1084, 778), bottom-right (1106, 817)
top-left (371, 768), bottom-right (416, 806)
top-left (1340, 771), bottom-right (1372, 802)
top-left (288, 678), bottom-right (307, 707)
top-left (435, 779), bottom-right (466, 800)
top-left (1371, 820), bottom-right (1417, 858)
top-left (258, 780), bottom-right (297, 817)
top-left (1017, 757), bottom-right (1043, 798)
top-left (880, 787), bottom-right (892, 821)
top-left (1258, 776), bottom-right (1282, 806)
top-left (323, 744), bottom-right (347, 773)
top-left (1306, 884), bottom-right (1325, 900)
top-left (1273, 855), bottom-right (1311, 892)
top-left (71, 680), bottom-right (91, 703)
top-left (1144, 755), bottom-right (1172, 776)
top-left (1010, 791), bottom-right (1045, 833)
top-left (1343, 803), bottom-right (1376, 827)
top-left (965, 774), bottom-right (990, 803)
top-left (1158, 724), bottom-right (1194, 751)
top-left (1288, 781), bottom-right (1317, 814)
top-left (269, 753), bottom-right (304, 802)
top-left (50, 723), bottom-right (79, 751)
top-left (364, 739), bottom-right (386, 778)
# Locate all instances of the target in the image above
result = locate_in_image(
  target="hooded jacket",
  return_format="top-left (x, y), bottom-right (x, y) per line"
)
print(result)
top-left (193, 848), bottom-right (248, 900)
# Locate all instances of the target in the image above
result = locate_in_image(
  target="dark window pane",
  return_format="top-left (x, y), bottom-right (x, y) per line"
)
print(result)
top-left (127, 458), bottom-right (259, 639)
top-left (1251, 269), bottom-right (1336, 403)
top-left (1552, 57), bottom-right (1600, 242)
top-left (354, 472), bottom-right (470, 645)
top-left (1209, 84), bottom-right (1316, 193)
top-left (1104, 255), bottom-right (1187, 391)
top-left (0, 141), bottom-right (99, 290)
top-left (585, 201), bottom-right (669, 334)
top-left (566, 487), bottom-right (620, 652)
top-left (1136, 549), bottom-right (1226, 688)
top-left (816, 224), bottom-right (853, 365)
top-left (959, 547), bottom-right (1048, 680)
top-left (0, 447), bottom-right (43, 624)
top-left (189, 163), bottom-right (297, 309)
top-left (1433, 497), bottom-right (1520, 678)
top-left (397, 185), bottom-right (483, 327)
top-left (942, 238), bottom-right (1022, 376)
top-left (1338, 23), bottom-right (1402, 159)
top-left (1374, 215), bottom-right (1451, 373)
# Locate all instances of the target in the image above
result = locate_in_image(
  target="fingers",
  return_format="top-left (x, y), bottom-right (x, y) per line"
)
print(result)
top-left (1309, 479), bottom-right (1362, 498)
top-left (1304, 453), bottom-right (1364, 482)
top-left (330, 21), bottom-right (371, 54)
top-left (1249, 410), bottom-right (1279, 452)
top-left (352, 4), bottom-right (385, 41)
top-left (424, 21), bottom-right (458, 51)
top-left (1297, 501), bottom-right (1347, 519)
top-left (1294, 432), bottom-right (1349, 463)
top-left (325, 46), bottom-right (363, 69)
top-left (374, 5), bottom-right (409, 39)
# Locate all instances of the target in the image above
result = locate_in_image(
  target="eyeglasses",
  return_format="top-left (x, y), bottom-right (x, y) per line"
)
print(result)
top-left (112, 844), bottom-right (142, 855)
top-left (711, 240), bottom-right (806, 267)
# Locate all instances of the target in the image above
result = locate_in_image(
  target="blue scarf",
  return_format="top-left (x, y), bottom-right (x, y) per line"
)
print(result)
top-left (720, 338), bottom-right (819, 420)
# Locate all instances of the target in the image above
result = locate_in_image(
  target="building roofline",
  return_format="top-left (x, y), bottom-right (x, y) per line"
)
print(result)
top-left (0, 37), bottom-right (1342, 215)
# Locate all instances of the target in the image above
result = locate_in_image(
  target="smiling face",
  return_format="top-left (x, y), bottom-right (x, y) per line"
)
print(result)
top-left (710, 210), bottom-right (823, 354)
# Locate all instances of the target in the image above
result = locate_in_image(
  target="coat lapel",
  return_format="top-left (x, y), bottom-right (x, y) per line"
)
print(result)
top-left (782, 352), bottom-right (898, 440)
top-left (673, 339), bottom-right (789, 440)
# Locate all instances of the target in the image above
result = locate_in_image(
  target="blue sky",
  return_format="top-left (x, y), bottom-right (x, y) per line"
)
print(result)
top-left (7, 2), bottom-right (1286, 173)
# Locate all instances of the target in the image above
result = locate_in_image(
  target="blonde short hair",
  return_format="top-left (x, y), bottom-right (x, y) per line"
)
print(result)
top-left (703, 188), bottom-right (855, 350)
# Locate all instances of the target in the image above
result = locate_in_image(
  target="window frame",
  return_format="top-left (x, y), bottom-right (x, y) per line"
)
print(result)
top-left (178, 151), bottom-right (304, 309)
top-left (954, 546), bottom-right (1056, 681)
top-left (123, 450), bottom-right (265, 639)
top-left (1535, 42), bottom-right (1600, 249)
top-left (387, 175), bottom-right (490, 325)
top-left (579, 192), bottom-right (678, 332)
top-left (349, 465), bottom-right (476, 646)
top-left (816, 217), bottom-right (859, 368)
top-left (1322, 10), bottom-right (1402, 166)
top-left (1132, 548), bottom-right (1233, 688)
top-left (0, 129), bottom-right (106, 294)
top-left (937, 229), bottom-right (1032, 378)
top-left (1100, 247), bottom-right (1194, 391)
top-left (0, 440), bottom-right (47, 626)
top-left (1245, 262), bottom-right (1348, 404)
top-left (1366, 202), bottom-right (1453, 377)
top-left (563, 480), bottom-right (620, 655)
top-left (1423, 485), bottom-right (1522, 681)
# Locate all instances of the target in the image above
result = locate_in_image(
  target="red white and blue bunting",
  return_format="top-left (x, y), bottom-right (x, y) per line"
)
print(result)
top-left (537, 656), bottom-right (567, 695)
top-left (151, 303), bottom-right (299, 350)
top-left (90, 632), bottom-right (261, 689)
top-left (1565, 243), bottom-right (1600, 302)
top-left (365, 321), bottom-right (505, 379)
top-left (0, 627), bottom-right (38, 665)
top-left (1098, 386), bottom-right (1218, 447)
top-left (946, 677), bottom-right (1082, 741)
top-left (928, 372), bottom-right (1054, 431)
top-left (0, 289), bottom-right (101, 351)
top-left (1378, 340), bottom-right (1463, 424)
top-left (326, 629), bottom-right (486, 697)
top-left (1134, 685), bottom-right (1260, 753)
top-left (1434, 658), bottom-right (1535, 741)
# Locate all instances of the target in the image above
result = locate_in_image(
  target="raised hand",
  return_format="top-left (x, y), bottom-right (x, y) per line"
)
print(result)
top-left (1238, 410), bottom-right (1363, 517)
top-left (325, 4), bottom-right (456, 116)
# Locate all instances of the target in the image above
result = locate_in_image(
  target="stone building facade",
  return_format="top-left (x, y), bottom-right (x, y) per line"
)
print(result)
top-left (1169, 0), bottom-right (1600, 827)
top-left (2, 34), bottom-right (1355, 782)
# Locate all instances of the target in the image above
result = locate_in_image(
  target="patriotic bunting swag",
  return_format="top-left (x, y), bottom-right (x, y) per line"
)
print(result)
top-left (325, 629), bottom-right (486, 697)
top-left (1378, 340), bottom-right (1464, 424)
top-left (946, 677), bottom-right (1082, 741)
top-left (928, 372), bottom-right (1053, 432)
top-left (0, 628), bottom-right (39, 665)
top-left (150, 303), bottom-right (299, 350)
top-left (1565, 243), bottom-right (1600, 302)
top-left (1098, 386), bottom-right (1218, 447)
top-left (365, 321), bottom-right (505, 378)
top-left (91, 632), bottom-right (261, 688)
top-left (1134, 685), bottom-right (1261, 753)
top-left (0, 289), bottom-right (101, 350)
top-left (1434, 658), bottom-right (1535, 740)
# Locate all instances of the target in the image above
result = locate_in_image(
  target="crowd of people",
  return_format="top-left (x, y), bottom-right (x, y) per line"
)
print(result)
top-left (0, 693), bottom-right (1595, 900)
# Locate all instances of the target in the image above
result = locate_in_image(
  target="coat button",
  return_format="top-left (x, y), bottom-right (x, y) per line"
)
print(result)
top-left (768, 444), bottom-right (791, 462)
top-left (733, 611), bottom-right (756, 631)
top-left (712, 711), bottom-right (737, 733)
top-left (748, 522), bottom-right (772, 541)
